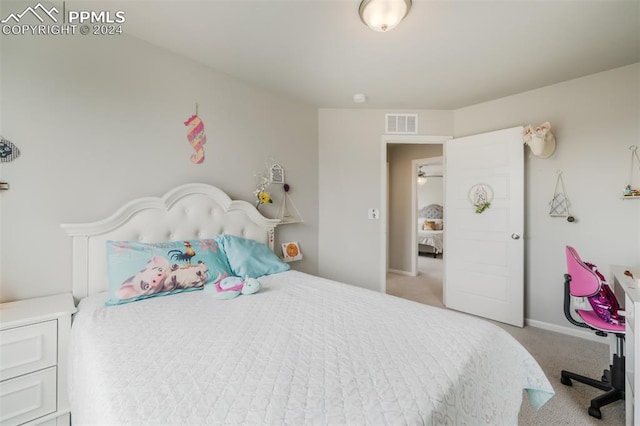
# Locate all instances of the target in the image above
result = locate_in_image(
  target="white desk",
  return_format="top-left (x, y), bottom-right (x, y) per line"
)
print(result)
top-left (612, 265), bottom-right (640, 426)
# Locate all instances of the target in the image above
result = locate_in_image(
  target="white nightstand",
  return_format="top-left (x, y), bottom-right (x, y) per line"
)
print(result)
top-left (0, 294), bottom-right (77, 426)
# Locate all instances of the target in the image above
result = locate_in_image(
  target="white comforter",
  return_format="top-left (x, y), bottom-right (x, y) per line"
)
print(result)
top-left (69, 270), bottom-right (553, 425)
top-left (418, 230), bottom-right (443, 253)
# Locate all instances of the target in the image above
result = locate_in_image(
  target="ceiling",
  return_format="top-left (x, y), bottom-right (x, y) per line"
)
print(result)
top-left (85, 1), bottom-right (640, 109)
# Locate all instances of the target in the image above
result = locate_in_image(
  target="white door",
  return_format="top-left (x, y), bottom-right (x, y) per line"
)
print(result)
top-left (444, 126), bottom-right (524, 327)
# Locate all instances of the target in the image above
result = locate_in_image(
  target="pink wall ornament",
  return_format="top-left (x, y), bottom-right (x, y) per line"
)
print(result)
top-left (184, 114), bottom-right (206, 164)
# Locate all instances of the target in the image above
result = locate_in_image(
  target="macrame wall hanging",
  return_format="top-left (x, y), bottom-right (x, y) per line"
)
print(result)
top-left (549, 171), bottom-right (576, 222)
top-left (623, 145), bottom-right (640, 198)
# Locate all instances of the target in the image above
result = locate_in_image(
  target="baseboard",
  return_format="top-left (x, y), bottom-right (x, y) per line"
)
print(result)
top-left (525, 318), bottom-right (610, 344)
top-left (388, 269), bottom-right (417, 277)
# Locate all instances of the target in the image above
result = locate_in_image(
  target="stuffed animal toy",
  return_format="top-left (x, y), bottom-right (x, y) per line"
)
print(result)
top-left (204, 275), bottom-right (261, 300)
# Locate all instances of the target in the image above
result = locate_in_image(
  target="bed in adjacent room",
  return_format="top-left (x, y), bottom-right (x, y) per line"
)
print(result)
top-left (418, 204), bottom-right (444, 257)
top-left (63, 183), bottom-right (553, 425)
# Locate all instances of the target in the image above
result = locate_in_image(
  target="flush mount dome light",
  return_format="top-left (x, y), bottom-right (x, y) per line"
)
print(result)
top-left (359, 0), bottom-right (412, 32)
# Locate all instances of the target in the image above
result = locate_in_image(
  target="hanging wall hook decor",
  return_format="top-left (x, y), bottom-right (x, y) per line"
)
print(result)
top-left (0, 136), bottom-right (20, 163)
top-left (549, 170), bottom-right (576, 222)
top-left (0, 136), bottom-right (20, 191)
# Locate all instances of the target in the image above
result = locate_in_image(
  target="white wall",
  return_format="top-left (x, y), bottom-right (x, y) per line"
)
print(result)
top-left (418, 177), bottom-right (443, 212)
top-left (387, 144), bottom-right (442, 272)
top-left (0, 30), bottom-right (318, 302)
top-left (318, 110), bottom-right (454, 291)
top-left (454, 63), bottom-right (640, 327)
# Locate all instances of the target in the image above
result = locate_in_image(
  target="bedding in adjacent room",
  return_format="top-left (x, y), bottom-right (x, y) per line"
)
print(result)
top-left (418, 204), bottom-right (444, 255)
top-left (69, 270), bottom-right (554, 425)
top-left (418, 229), bottom-right (444, 253)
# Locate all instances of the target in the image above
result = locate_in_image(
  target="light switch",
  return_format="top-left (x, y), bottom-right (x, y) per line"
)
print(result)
top-left (368, 208), bottom-right (379, 220)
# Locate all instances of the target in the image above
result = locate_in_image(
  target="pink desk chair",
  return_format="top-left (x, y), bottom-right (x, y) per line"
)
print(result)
top-left (561, 246), bottom-right (625, 419)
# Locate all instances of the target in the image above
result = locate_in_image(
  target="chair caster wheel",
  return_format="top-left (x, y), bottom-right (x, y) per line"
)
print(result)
top-left (560, 376), bottom-right (572, 386)
top-left (588, 406), bottom-right (602, 419)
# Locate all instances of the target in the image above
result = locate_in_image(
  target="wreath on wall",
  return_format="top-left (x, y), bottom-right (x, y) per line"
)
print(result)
top-left (469, 183), bottom-right (493, 214)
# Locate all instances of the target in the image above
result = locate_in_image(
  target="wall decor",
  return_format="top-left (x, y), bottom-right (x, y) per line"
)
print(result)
top-left (549, 171), bottom-right (576, 222)
top-left (523, 122), bottom-right (556, 159)
top-left (281, 241), bottom-right (302, 262)
top-left (184, 110), bottom-right (206, 164)
top-left (253, 172), bottom-right (272, 209)
top-left (270, 163), bottom-right (285, 184)
top-left (469, 183), bottom-right (493, 214)
top-left (623, 145), bottom-right (640, 199)
top-left (276, 183), bottom-right (304, 224)
top-left (0, 136), bottom-right (20, 162)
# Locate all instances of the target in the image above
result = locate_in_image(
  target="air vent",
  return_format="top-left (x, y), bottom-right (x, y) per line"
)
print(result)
top-left (385, 114), bottom-right (418, 134)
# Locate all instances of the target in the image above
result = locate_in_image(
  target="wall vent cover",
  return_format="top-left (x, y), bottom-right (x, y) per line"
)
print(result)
top-left (385, 114), bottom-right (418, 134)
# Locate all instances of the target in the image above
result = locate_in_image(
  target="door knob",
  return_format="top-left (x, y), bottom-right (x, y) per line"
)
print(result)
top-left (511, 233), bottom-right (521, 240)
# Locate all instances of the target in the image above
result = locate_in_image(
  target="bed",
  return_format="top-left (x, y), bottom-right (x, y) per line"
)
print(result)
top-left (418, 229), bottom-right (443, 257)
top-left (62, 183), bottom-right (554, 425)
top-left (418, 204), bottom-right (444, 257)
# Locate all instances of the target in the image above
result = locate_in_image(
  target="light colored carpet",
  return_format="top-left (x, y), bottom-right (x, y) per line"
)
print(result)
top-left (386, 255), bottom-right (625, 425)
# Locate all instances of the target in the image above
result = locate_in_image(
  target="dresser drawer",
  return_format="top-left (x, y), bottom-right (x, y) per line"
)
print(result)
top-left (0, 321), bottom-right (57, 381)
top-left (626, 294), bottom-right (635, 328)
top-left (0, 367), bottom-right (57, 426)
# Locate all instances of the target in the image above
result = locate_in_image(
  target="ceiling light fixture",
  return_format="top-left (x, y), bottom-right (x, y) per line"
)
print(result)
top-left (417, 166), bottom-right (427, 185)
top-left (359, 0), bottom-right (412, 32)
top-left (353, 93), bottom-right (367, 103)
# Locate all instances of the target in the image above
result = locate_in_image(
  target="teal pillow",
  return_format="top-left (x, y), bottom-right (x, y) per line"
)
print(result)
top-left (215, 235), bottom-right (290, 278)
top-left (105, 239), bottom-right (232, 306)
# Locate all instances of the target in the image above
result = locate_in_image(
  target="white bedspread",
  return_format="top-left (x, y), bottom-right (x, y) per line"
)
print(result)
top-left (418, 229), bottom-right (444, 253)
top-left (69, 270), bottom-right (553, 425)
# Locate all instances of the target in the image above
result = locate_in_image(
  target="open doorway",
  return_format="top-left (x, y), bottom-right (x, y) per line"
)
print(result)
top-left (414, 157), bottom-right (443, 263)
top-left (382, 138), bottom-right (447, 308)
top-left (412, 156), bottom-right (444, 306)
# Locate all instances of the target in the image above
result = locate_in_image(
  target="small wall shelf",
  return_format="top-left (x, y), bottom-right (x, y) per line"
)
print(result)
top-left (279, 218), bottom-right (303, 225)
top-left (276, 188), bottom-right (303, 225)
top-left (622, 195), bottom-right (640, 200)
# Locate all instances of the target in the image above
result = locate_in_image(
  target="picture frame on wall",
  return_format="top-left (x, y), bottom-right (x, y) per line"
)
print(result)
top-left (270, 163), bottom-right (285, 184)
top-left (282, 241), bottom-right (302, 262)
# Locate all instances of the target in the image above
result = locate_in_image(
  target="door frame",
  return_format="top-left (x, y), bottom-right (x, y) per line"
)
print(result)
top-left (380, 135), bottom-right (451, 293)
top-left (411, 156), bottom-right (443, 276)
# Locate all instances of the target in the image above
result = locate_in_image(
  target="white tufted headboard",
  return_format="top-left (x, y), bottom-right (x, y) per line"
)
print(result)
top-left (61, 183), bottom-right (280, 301)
